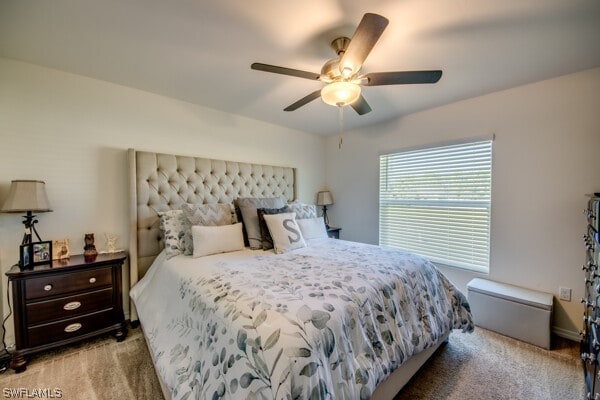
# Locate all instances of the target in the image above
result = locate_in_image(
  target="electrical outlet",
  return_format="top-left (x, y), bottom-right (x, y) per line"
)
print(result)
top-left (559, 287), bottom-right (571, 301)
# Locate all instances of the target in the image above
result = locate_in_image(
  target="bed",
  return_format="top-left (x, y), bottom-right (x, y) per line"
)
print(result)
top-left (127, 149), bottom-right (473, 400)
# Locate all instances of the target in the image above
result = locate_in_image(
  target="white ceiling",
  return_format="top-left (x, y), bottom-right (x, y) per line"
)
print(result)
top-left (1, 0), bottom-right (599, 136)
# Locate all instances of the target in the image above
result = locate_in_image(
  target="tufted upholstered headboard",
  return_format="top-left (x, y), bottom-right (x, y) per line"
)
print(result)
top-left (128, 149), bottom-right (296, 320)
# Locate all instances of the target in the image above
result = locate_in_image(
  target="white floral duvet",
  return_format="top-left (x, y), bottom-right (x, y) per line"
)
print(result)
top-left (130, 238), bottom-right (473, 400)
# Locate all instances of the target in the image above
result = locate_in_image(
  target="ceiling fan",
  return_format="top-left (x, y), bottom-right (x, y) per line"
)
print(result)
top-left (251, 13), bottom-right (442, 115)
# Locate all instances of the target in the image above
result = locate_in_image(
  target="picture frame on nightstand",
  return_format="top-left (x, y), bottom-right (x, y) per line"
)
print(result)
top-left (19, 244), bottom-right (32, 269)
top-left (52, 239), bottom-right (70, 260)
top-left (31, 241), bottom-right (52, 266)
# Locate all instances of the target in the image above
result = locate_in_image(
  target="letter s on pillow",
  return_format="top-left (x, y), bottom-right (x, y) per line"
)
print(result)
top-left (263, 212), bottom-right (307, 254)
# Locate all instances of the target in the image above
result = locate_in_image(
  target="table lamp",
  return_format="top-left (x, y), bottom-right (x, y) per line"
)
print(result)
top-left (1, 180), bottom-right (52, 245)
top-left (316, 191), bottom-right (334, 228)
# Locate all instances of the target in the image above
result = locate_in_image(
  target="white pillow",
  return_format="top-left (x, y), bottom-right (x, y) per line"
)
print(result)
top-left (297, 217), bottom-right (328, 240)
top-left (192, 223), bottom-right (245, 257)
top-left (262, 212), bottom-right (306, 254)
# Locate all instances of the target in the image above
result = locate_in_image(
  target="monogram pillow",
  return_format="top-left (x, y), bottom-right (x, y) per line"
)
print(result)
top-left (262, 212), bottom-right (306, 254)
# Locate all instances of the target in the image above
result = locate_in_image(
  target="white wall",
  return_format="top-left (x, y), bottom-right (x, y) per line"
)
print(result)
top-left (325, 67), bottom-right (600, 338)
top-left (0, 58), bottom-right (326, 347)
top-left (2, 57), bottom-right (597, 347)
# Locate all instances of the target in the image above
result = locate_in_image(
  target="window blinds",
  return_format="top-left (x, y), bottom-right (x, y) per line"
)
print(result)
top-left (379, 140), bottom-right (492, 272)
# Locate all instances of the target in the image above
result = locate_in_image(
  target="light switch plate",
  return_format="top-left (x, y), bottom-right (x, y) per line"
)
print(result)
top-left (559, 287), bottom-right (571, 301)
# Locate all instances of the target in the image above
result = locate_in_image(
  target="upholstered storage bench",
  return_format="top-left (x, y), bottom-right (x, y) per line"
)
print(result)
top-left (467, 278), bottom-right (553, 349)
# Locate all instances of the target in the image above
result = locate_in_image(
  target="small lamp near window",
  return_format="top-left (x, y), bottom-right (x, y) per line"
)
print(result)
top-left (316, 191), bottom-right (334, 228)
top-left (1, 180), bottom-right (52, 245)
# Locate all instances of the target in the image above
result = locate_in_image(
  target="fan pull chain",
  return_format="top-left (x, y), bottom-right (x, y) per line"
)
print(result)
top-left (338, 104), bottom-right (344, 149)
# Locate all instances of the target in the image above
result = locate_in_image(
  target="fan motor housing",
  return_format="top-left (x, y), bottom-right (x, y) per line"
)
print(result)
top-left (321, 37), bottom-right (353, 80)
top-left (321, 58), bottom-right (342, 80)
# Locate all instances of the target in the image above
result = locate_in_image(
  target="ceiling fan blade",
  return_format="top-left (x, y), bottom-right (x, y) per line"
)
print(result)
top-left (284, 90), bottom-right (322, 111)
top-left (251, 63), bottom-right (320, 80)
top-left (363, 70), bottom-right (443, 86)
top-left (339, 13), bottom-right (389, 76)
top-left (351, 94), bottom-right (372, 115)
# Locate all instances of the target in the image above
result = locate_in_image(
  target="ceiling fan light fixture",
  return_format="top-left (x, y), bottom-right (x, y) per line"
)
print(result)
top-left (321, 81), bottom-right (361, 107)
top-left (251, 13), bottom-right (440, 116)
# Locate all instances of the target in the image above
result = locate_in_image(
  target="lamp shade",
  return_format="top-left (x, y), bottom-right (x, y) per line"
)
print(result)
top-left (1, 180), bottom-right (52, 213)
top-left (316, 191), bottom-right (334, 206)
top-left (321, 82), bottom-right (361, 107)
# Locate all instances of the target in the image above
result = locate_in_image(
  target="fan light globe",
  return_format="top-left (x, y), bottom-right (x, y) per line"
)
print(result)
top-left (321, 82), bottom-right (361, 107)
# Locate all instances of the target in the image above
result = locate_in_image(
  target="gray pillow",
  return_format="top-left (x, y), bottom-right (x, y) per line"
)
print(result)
top-left (237, 197), bottom-right (285, 249)
top-left (287, 201), bottom-right (317, 219)
top-left (182, 203), bottom-right (233, 226)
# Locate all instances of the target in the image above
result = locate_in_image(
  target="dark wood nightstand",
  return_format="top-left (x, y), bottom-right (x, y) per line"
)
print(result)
top-left (326, 227), bottom-right (341, 239)
top-left (5, 252), bottom-right (128, 372)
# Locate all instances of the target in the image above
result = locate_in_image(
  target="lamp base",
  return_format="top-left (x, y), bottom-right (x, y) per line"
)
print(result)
top-left (322, 205), bottom-right (330, 229)
top-left (21, 211), bottom-right (42, 245)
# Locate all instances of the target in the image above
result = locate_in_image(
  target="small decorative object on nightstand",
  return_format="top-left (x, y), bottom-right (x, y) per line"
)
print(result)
top-left (83, 233), bottom-right (98, 261)
top-left (327, 227), bottom-right (341, 239)
top-left (104, 233), bottom-right (122, 253)
top-left (5, 251), bottom-right (128, 373)
top-left (52, 239), bottom-right (70, 260)
top-left (317, 191), bottom-right (334, 228)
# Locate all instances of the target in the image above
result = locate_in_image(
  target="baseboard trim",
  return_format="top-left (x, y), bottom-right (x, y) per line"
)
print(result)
top-left (552, 326), bottom-right (580, 342)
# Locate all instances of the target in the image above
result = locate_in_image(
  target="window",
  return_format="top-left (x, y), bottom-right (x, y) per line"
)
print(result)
top-left (379, 139), bottom-right (492, 273)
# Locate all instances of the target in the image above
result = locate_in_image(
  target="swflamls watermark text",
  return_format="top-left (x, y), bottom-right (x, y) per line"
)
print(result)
top-left (2, 388), bottom-right (62, 398)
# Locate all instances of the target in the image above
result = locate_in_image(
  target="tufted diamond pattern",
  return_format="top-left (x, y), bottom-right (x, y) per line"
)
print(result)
top-left (135, 151), bottom-right (295, 271)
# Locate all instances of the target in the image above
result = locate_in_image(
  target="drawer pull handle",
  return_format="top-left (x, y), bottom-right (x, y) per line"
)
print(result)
top-left (63, 301), bottom-right (81, 311)
top-left (64, 323), bottom-right (82, 333)
top-left (89, 277), bottom-right (96, 284)
top-left (44, 284), bottom-right (53, 291)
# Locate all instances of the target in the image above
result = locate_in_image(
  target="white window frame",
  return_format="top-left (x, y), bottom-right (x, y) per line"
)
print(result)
top-left (379, 138), bottom-right (493, 273)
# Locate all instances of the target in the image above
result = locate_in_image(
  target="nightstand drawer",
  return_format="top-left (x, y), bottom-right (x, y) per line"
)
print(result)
top-left (25, 267), bottom-right (113, 300)
top-left (26, 287), bottom-right (114, 325)
top-left (27, 308), bottom-right (115, 348)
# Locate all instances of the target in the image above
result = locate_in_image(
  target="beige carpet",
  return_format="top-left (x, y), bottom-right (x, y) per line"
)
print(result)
top-left (0, 326), bottom-right (583, 400)
top-left (0, 328), bottom-right (162, 400)
top-left (396, 329), bottom-right (583, 400)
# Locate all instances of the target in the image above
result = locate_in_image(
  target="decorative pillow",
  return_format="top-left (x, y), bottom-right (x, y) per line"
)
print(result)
top-left (262, 212), bottom-right (307, 254)
top-left (287, 201), bottom-right (317, 219)
top-left (297, 217), bottom-right (328, 240)
top-left (237, 197), bottom-right (286, 249)
top-left (158, 210), bottom-right (192, 259)
top-left (257, 206), bottom-right (289, 250)
top-left (182, 203), bottom-right (233, 226)
top-left (192, 223), bottom-right (245, 258)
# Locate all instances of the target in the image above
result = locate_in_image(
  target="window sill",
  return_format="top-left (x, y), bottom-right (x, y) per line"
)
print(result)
top-left (432, 260), bottom-right (489, 275)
